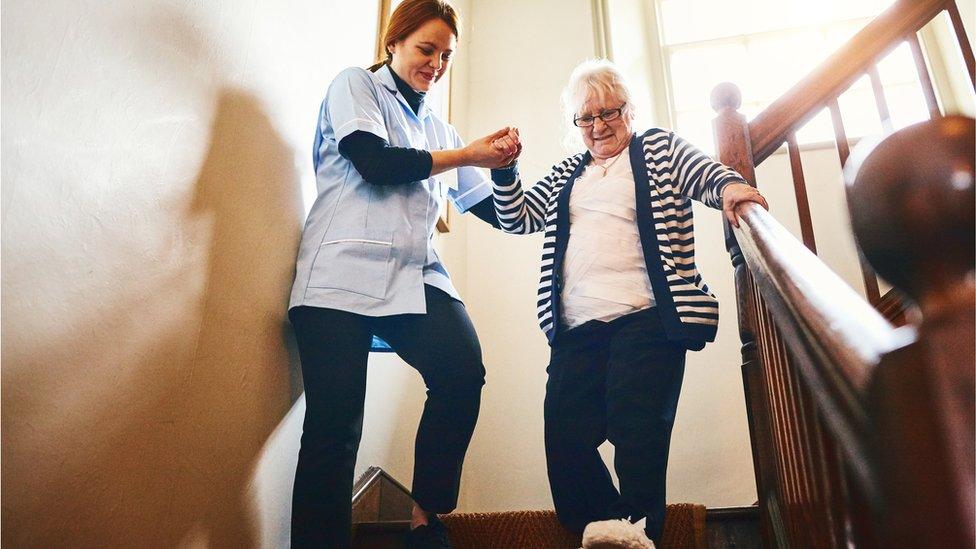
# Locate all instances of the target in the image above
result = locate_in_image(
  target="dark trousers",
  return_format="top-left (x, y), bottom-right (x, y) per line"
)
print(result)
top-left (288, 285), bottom-right (486, 549)
top-left (544, 307), bottom-right (686, 543)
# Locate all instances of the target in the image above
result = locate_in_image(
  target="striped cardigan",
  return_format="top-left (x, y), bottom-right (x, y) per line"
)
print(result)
top-left (490, 129), bottom-right (746, 349)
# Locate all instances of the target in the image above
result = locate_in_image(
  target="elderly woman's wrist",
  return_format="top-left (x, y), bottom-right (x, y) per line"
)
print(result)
top-left (490, 161), bottom-right (519, 183)
top-left (719, 179), bottom-right (748, 198)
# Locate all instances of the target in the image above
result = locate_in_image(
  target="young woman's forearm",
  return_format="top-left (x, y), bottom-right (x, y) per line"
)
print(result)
top-left (429, 148), bottom-right (471, 176)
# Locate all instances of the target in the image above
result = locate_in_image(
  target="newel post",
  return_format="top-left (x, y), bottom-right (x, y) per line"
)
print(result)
top-left (846, 115), bottom-right (975, 549)
top-left (710, 83), bottom-right (777, 547)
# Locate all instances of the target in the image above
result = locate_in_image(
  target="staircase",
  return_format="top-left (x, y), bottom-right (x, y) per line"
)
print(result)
top-left (350, 467), bottom-right (760, 549)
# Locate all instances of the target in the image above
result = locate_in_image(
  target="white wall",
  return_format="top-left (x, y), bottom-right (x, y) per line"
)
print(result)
top-left (0, 1), bottom-right (387, 546)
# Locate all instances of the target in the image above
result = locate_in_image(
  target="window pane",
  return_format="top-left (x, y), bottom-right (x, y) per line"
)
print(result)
top-left (670, 43), bottom-right (748, 112)
top-left (742, 30), bottom-right (824, 104)
top-left (659, 0), bottom-right (895, 46)
top-left (794, 107), bottom-right (835, 144)
top-left (877, 41), bottom-right (924, 84)
top-left (885, 83), bottom-right (930, 130)
top-left (837, 75), bottom-right (885, 139)
top-left (647, 0), bottom-right (931, 149)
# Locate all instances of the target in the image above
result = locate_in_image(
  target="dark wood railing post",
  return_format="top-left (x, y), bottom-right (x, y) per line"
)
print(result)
top-left (846, 115), bottom-right (975, 549)
top-left (710, 82), bottom-right (782, 548)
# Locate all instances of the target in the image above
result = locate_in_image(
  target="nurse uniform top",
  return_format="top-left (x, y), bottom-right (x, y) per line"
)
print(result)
top-left (289, 64), bottom-right (491, 319)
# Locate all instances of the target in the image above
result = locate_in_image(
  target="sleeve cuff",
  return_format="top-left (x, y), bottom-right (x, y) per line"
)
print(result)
top-left (490, 162), bottom-right (519, 184)
top-left (716, 177), bottom-right (747, 199)
top-left (452, 180), bottom-right (492, 213)
top-left (333, 117), bottom-right (389, 144)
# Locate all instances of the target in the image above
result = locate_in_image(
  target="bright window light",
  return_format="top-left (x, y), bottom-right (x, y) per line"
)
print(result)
top-left (640, 0), bottom-right (933, 154)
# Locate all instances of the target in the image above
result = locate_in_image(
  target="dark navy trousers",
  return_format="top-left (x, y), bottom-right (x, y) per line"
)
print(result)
top-left (288, 285), bottom-right (486, 549)
top-left (544, 307), bottom-right (686, 544)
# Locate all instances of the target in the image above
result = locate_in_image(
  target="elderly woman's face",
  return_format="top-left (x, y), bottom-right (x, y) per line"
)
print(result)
top-left (577, 92), bottom-right (632, 160)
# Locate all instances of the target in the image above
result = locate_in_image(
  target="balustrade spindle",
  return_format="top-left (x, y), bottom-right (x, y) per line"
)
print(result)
top-left (866, 65), bottom-right (893, 133)
top-left (907, 34), bottom-right (942, 118)
top-left (786, 134), bottom-right (817, 253)
top-left (829, 99), bottom-right (882, 304)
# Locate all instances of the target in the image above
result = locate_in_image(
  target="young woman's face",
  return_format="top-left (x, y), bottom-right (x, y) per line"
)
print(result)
top-left (389, 18), bottom-right (456, 92)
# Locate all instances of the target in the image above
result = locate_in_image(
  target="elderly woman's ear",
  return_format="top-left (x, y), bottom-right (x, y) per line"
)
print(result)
top-left (721, 182), bottom-right (769, 227)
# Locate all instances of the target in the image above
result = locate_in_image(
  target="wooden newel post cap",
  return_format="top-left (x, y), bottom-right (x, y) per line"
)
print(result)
top-left (844, 115), bottom-right (975, 308)
top-left (710, 82), bottom-right (742, 113)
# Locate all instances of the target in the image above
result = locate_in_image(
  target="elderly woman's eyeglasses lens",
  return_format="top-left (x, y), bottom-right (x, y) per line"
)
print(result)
top-left (573, 104), bottom-right (626, 127)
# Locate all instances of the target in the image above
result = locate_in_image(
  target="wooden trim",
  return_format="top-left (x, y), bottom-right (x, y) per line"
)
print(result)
top-left (749, 0), bottom-right (951, 164)
top-left (590, 0), bottom-right (613, 60)
top-left (356, 467), bottom-right (412, 500)
top-left (374, 0), bottom-right (392, 64)
top-left (353, 466), bottom-right (383, 505)
top-left (705, 505), bottom-right (760, 521)
top-left (877, 288), bottom-right (912, 326)
top-left (351, 466), bottom-right (414, 523)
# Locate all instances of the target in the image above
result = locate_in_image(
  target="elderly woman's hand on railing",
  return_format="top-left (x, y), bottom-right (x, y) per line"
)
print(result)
top-left (722, 182), bottom-right (768, 227)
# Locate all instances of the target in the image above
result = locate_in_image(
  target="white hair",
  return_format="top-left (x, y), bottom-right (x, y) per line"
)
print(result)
top-left (560, 59), bottom-right (637, 150)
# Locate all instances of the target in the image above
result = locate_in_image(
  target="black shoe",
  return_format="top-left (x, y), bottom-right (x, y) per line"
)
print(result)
top-left (404, 516), bottom-right (452, 549)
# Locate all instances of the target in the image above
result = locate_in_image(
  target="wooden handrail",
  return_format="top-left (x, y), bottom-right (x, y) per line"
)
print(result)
top-left (748, 0), bottom-right (952, 163)
top-left (732, 203), bottom-right (908, 391)
top-left (731, 202), bottom-right (915, 494)
top-left (710, 0), bottom-right (974, 542)
top-left (719, 110), bottom-right (975, 547)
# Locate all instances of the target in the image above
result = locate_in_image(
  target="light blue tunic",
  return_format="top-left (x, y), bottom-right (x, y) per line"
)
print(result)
top-left (289, 65), bottom-right (491, 322)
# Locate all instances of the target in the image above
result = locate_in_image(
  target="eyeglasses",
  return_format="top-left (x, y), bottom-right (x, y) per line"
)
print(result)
top-left (573, 103), bottom-right (626, 127)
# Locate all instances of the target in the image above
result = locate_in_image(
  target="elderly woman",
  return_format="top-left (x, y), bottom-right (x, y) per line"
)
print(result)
top-left (489, 60), bottom-right (766, 546)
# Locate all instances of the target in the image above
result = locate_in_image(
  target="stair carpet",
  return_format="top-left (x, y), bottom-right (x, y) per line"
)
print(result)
top-left (349, 468), bottom-right (759, 548)
top-left (353, 505), bottom-right (708, 549)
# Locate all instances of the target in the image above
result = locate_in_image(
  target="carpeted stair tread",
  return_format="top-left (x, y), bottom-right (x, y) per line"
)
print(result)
top-left (440, 504), bottom-right (706, 549)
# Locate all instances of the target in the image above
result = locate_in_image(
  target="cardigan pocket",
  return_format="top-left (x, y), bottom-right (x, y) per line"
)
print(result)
top-left (308, 228), bottom-right (394, 300)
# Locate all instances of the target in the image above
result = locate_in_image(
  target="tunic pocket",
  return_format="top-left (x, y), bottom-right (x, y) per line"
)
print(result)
top-left (308, 228), bottom-right (394, 300)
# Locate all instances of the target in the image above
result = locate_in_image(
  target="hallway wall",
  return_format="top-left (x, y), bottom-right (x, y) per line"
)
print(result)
top-left (0, 1), bottom-right (385, 546)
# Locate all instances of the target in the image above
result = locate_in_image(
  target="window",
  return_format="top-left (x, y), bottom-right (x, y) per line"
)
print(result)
top-left (609, 0), bottom-right (937, 154)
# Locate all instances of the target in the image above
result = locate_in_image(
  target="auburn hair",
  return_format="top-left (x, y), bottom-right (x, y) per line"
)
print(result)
top-left (368, 0), bottom-right (459, 73)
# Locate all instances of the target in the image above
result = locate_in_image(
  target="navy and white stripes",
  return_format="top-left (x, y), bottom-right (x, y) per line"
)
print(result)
top-left (491, 129), bottom-right (745, 346)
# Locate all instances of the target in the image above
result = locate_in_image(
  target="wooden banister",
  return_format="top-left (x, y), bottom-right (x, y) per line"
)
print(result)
top-left (732, 202), bottom-right (912, 487)
top-left (719, 112), bottom-right (975, 547)
top-left (748, 0), bottom-right (952, 164)
top-left (710, 0), bottom-right (974, 545)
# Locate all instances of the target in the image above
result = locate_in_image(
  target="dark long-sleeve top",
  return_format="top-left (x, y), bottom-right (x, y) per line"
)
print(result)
top-left (337, 65), bottom-right (499, 228)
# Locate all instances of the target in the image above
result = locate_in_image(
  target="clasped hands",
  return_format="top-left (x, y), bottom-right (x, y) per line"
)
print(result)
top-left (464, 126), bottom-right (522, 169)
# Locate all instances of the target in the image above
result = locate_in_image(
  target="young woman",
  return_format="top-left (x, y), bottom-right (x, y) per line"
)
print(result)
top-left (287, 1), bottom-right (517, 547)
